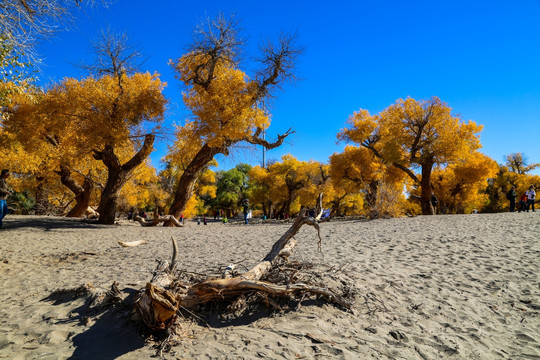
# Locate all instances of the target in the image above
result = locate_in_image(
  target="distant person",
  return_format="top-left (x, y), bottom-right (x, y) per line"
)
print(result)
top-left (0, 169), bottom-right (13, 228)
top-left (526, 185), bottom-right (536, 212)
top-left (242, 199), bottom-right (249, 225)
top-left (203, 216), bottom-right (207, 225)
top-left (506, 186), bottom-right (517, 212)
top-left (430, 193), bottom-right (439, 214)
top-left (518, 193), bottom-right (528, 213)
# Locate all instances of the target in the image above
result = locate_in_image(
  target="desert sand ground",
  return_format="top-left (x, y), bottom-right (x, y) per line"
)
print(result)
top-left (0, 212), bottom-right (538, 360)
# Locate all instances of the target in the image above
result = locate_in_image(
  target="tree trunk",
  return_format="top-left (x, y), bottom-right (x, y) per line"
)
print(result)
top-left (66, 178), bottom-right (92, 217)
top-left (283, 189), bottom-right (295, 218)
top-left (57, 166), bottom-right (93, 218)
top-left (96, 168), bottom-right (125, 224)
top-left (95, 134), bottom-right (155, 225)
top-left (168, 144), bottom-right (220, 219)
top-left (262, 202), bottom-right (268, 219)
top-left (366, 180), bottom-right (379, 209)
top-left (420, 163), bottom-right (434, 215)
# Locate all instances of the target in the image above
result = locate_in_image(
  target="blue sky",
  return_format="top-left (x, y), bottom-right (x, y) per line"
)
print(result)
top-left (35, 0), bottom-right (540, 174)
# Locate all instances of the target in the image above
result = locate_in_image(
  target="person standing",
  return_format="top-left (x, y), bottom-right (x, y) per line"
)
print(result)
top-left (0, 169), bottom-right (13, 228)
top-left (526, 185), bottom-right (536, 212)
top-left (430, 193), bottom-right (439, 215)
top-left (506, 186), bottom-right (517, 212)
top-left (518, 193), bottom-right (528, 212)
top-left (242, 199), bottom-right (249, 225)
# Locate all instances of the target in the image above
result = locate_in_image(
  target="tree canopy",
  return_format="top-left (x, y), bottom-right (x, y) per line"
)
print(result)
top-left (339, 96), bottom-right (483, 215)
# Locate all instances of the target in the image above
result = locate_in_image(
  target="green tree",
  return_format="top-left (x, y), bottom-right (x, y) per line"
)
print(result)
top-left (213, 164), bottom-right (251, 216)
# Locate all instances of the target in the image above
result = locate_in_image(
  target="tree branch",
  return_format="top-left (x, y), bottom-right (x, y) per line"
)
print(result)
top-left (122, 133), bottom-right (155, 173)
top-left (245, 127), bottom-right (294, 150)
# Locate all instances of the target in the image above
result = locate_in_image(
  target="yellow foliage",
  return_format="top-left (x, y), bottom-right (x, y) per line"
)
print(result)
top-left (340, 97), bottom-right (483, 168)
top-left (170, 54), bottom-right (269, 151)
top-left (430, 152), bottom-right (498, 213)
top-left (119, 157), bottom-right (159, 209)
top-left (339, 97), bottom-right (484, 215)
top-left (183, 194), bottom-right (199, 218)
top-left (329, 146), bottom-right (382, 192)
top-left (329, 145), bottom-right (407, 217)
top-left (2, 72), bottom-right (166, 215)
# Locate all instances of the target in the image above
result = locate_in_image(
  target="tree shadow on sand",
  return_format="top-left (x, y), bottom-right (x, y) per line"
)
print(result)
top-left (41, 286), bottom-right (145, 360)
top-left (67, 309), bottom-right (145, 360)
top-left (3, 216), bottom-right (104, 231)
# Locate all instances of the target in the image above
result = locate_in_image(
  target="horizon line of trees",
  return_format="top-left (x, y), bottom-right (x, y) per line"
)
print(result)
top-left (1, 5), bottom-right (539, 223)
top-left (4, 149), bottom-right (539, 220)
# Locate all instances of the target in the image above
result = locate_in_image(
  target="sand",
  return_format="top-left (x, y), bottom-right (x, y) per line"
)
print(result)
top-left (0, 212), bottom-right (539, 360)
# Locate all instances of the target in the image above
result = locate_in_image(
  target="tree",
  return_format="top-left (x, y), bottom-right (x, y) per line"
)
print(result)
top-left (248, 165), bottom-right (274, 218)
top-left (4, 72), bottom-right (165, 220)
top-left (165, 15), bottom-right (301, 223)
top-left (330, 146), bottom-right (382, 211)
top-left (0, 0), bottom-right (108, 58)
top-left (249, 155), bottom-right (315, 218)
top-left (329, 145), bottom-right (406, 218)
top-left (483, 162), bottom-right (540, 213)
top-left (83, 30), bottom-right (166, 224)
top-left (339, 97), bottom-right (482, 215)
top-left (0, 35), bottom-right (36, 106)
top-left (429, 152), bottom-right (498, 214)
top-left (505, 153), bottom-right (539, 175)
top-left (213, 164), bottom-right (251, 217)
top-left (5, 71), bottom-right (166, 224)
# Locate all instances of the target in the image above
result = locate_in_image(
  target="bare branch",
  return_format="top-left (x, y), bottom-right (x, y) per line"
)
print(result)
top-left (184, 13), bottom-right (244, 89)
top-left (78, 28), bottom-right (144, 80)
top-left (255, 32), bottom-right (304, 98)
top-left (0, 0), bottom-right (110, 59)
top-left (505, 152), bottom-right (539, 175)
top-left (246, 127), bottom-right (294, 150)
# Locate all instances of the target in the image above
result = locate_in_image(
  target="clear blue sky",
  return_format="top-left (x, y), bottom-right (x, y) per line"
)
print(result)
top-left (35, 0), bottom-right (540, 174)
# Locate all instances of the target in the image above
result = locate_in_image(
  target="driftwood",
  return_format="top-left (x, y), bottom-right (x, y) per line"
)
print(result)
top-left (314, 192), bottom-right (324, 221)
top-left (134, 215), bottom-right (184, 227)
top-left (85, 206), bottom-right (99, 220)
top-left (118, 240), bottom-right (148, 247)
top-left (133, 213), bottom-right (351, 332)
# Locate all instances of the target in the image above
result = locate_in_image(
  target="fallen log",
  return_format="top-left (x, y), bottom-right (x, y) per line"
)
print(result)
top-left (134, 215), bottom-right (184, 227)
top-left (133, 213), bottom-right (351, 332)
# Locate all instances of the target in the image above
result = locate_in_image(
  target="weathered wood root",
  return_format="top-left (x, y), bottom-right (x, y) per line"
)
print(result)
top-left (134, 214), bottom-right (349, 332)
top-left (134, 215), bottom-right (184, 227)
top-left (134, 282), bottom-right (182, 331)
